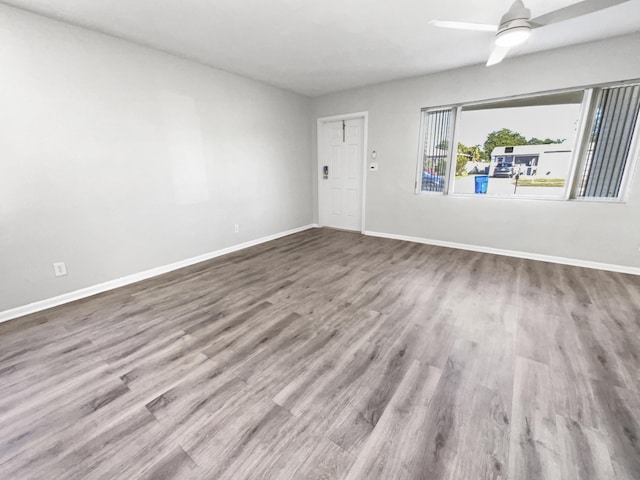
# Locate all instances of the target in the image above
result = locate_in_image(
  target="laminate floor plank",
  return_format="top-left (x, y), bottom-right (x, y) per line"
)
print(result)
top-left (291, 436), bottom-right (355, 480)
top-left (270, 310), bottom-right (387, 413)
top-left (590, 382), bottom-right (640, 480)
top-left (509, 356), bottom-right (561, 480)
top-left (555, 414), bottom-right (616, 480)
top-left (323, 321), bottom-right (421, 453)
top-left (2, 228), bottom-right (640, 479)
top-left (133, 446), bottom-right (200, 480)
top-left (408, 338), bottom-right (512, 479)
top-left (344, 360), bottom-right (442, 480)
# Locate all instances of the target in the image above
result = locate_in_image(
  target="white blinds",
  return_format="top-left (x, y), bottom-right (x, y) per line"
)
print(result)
top-left (578, 85), bottom-right (640, 198)
top-left (421, 109), bottom-right (452, 192)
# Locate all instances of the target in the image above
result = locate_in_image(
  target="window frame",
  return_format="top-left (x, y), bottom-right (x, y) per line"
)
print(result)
top-left (415, 80), bottom-right (640, 203)
top-left (565, 88), bottom-right (595, 201)
top-left (572, 86), bottom-right (640, 203)
top-left (414, 106), bottom-right (457, 195)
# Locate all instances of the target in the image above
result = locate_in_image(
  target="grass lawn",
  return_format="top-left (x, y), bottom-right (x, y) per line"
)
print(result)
top-left (514, 177), bottom-right (565, 187)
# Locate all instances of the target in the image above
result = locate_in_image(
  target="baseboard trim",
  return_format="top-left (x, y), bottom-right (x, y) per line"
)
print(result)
top-left (363, 230), bottom-right (640, 276)
top-left (0, 224), bottom-right (319, 324)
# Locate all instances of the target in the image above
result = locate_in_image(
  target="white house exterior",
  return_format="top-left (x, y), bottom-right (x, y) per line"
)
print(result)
top-left (489, 144), bottom-right (573, 178)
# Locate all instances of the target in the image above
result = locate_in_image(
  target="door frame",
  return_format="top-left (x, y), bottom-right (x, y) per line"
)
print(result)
top-left (316, 111), bottom-right (369, 233)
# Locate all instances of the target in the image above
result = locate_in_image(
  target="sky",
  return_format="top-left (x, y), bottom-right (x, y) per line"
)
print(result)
top-left (458, 104), bottom-right (582, 148)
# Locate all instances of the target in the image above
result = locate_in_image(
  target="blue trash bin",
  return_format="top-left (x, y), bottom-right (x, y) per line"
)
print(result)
top-left (474, 175), bottom-right (489, 194)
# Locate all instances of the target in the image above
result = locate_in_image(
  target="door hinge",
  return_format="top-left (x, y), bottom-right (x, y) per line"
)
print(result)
top-left (342, 120), bottom-right (346, 143)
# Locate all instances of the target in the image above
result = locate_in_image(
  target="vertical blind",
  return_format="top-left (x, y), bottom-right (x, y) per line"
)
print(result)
top-left (578, 84), bottom-right (640, 198)
top-left (421, 109), bottom-right (452, 192)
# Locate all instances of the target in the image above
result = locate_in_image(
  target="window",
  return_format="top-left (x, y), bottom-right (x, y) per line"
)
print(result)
top-left (418, 109), bottom-right (453, 193)
top-left (416, 81), bottom-right (640, 201)
top-left (453, 93), bottom-right (583, 198)
top-left (577, 84), bottom-right (640, 198)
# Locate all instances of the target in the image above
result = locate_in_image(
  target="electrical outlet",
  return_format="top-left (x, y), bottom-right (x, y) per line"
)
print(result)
top-left (53, 262), bottom-right (67, 277)
top-left (234, 223), bottom-right (240, 233)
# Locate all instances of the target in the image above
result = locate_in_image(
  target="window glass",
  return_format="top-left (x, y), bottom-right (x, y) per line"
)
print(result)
top-left (419, 109), bottom-right (452, 193)
top-left (416, 83), bottom-right (640, 202)
top-left (577, 84), bottom-right (640, 198)
top-left (452, 100), bottom-right (583, 197)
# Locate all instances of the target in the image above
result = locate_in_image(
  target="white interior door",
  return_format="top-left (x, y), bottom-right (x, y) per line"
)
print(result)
top-left (318, 117), bottom-right (364, 231)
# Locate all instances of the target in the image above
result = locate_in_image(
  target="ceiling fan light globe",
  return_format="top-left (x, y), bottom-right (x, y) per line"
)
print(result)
top-left (495, 26), bottom-right (531, 47)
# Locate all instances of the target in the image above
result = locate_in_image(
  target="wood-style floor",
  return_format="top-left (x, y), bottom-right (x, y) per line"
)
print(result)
top-left (1, 228), bottom-right (640, 479)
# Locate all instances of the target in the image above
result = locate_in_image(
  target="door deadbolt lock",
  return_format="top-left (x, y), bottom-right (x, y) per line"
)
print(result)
top-left (323, 165), bottom-right (329, 179)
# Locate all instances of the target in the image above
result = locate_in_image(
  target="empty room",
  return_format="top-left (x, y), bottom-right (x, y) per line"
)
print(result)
top-left (2, 0), bottom-right (640, 478)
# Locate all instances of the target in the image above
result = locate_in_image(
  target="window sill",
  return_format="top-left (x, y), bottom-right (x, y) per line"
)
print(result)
top-left (572, 197), bottom-right (627, 204)
top-left (415, 190), bottom-right (628, 204)
top-left (448, 192), bottom-right (567, 201)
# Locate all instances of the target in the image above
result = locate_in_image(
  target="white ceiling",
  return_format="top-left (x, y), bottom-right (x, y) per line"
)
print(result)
top-left (3, 0), bottom-right (640, 96)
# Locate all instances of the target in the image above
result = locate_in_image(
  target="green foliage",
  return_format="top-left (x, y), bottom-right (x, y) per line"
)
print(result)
top-left (483, 129), bottom-right (528, 157)
top-left (436, 139), bottom-right (449, 151)
top-left (457, 142), bottom-right (486, 176)
top-left (526, 137), bottom-right (566, 145)
top-left (456, 155), bottom-right (468, 177)
top-left (436, 128), bottom-right (565, 178)
top-left (482, 128), bottom-right (565, 158)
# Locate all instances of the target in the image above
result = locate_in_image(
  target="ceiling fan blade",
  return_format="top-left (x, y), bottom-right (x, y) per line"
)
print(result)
top-left (530, 0), bottom-right (630, 27)
top-left (486, 44), bottom-right (511, 66)
top-left (429, 20), bottom-right (498, 32)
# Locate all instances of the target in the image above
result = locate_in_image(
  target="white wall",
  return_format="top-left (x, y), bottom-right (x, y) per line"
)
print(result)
top-left (312, 34), bottom-right (640, 269)
top-left (0, 5), bottom-right (312, 312)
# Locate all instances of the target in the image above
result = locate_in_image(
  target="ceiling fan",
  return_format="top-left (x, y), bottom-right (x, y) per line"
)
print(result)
top-left (429, 0), bottom-right (630, 66)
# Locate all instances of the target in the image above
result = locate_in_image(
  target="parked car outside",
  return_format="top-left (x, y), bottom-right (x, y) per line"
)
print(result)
top-left (493, 163), bottom-right (513, 178)
top-left (422, 169), bottom-right (446, 191)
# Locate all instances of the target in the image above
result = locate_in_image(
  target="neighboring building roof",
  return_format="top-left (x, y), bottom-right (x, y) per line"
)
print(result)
top-left (491, 144), bottom-right (571, 156)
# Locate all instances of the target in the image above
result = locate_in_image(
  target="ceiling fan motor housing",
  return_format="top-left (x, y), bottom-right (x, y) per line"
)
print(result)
top-left (498, 0), bottom-right (532, 33)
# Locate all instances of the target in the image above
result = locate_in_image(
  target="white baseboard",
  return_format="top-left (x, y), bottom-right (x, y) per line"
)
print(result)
top-left (0, 224), bottom-right (319, 324)
top-left (363, 230), bottom-right (640, 276)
